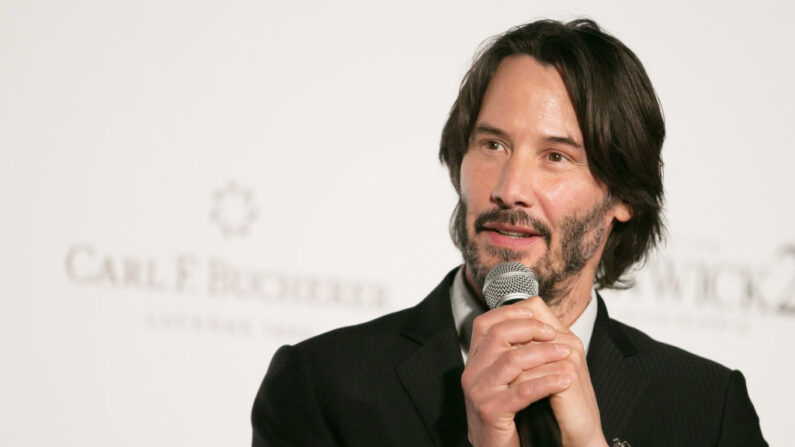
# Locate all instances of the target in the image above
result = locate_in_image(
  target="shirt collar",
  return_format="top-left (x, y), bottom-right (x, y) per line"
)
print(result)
top-left (450, 266), bottom-right (598, 362)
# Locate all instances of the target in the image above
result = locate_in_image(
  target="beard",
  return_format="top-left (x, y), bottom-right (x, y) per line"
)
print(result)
top-left (452, 197), bottom-right (612, 306)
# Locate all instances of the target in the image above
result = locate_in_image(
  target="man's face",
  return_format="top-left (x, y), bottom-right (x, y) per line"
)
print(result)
top-left (456, 55), bottom-right (631, 305)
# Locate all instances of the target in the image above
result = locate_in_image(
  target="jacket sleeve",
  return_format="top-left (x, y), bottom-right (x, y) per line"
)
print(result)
top-left (251, 344), bottom-right (339, 447)
top-left (717, 370), bottom-right (767, 446)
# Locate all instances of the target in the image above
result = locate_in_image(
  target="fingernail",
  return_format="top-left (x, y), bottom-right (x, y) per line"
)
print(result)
top-left (555, 343), bottom-right (571, 354)
top-left (543, 323), bottom-right (555, 334)
top-left (560, 376), bottom-right (572, 387)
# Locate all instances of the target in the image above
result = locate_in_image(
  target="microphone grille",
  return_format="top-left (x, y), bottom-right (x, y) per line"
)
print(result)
top-left (483, 262), bottom-right (539, 309)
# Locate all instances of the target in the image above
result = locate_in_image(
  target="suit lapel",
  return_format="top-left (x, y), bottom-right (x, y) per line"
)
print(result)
top-left (396, 269), bottom-right (469, 447)
top-left (587, 294), bottom-right (648, 440)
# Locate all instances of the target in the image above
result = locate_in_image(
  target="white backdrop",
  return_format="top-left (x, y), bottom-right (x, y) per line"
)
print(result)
top-left (1, 0), bottom-right (793, 445)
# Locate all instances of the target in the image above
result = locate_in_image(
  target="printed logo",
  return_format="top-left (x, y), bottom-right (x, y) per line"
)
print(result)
top-left (210, 182), bottom-right (258, 237)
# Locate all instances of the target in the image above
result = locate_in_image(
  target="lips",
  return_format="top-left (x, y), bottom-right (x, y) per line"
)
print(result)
top-left (471, 208), bottom-right (551, 250)
top-left (478, 222), bottom-right (543, 249)
top-left (480, 223), bottom-right (539, 238)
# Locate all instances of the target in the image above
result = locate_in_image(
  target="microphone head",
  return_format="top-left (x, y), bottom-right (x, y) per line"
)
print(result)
top-left (482, 262), bottom-right (539, 309)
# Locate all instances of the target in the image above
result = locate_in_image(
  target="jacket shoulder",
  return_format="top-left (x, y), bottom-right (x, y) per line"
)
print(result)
top-left (610, 318), bottom-right (733, 379)
top-left (291, 268), bottom-right (459, 363)
top-left (293, 305), bottom-right (417, 359)
top-left (603, 318), bottom-right (766, 445)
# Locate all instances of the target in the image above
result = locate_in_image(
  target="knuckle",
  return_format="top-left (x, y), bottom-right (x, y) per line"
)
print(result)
top-left (504, 348), bottom-right (519, 365)
top-left (461, 370), bottom-right (472, 389)
top-left (513, 301), bottom-right (534, 314)
top-left (568, 348), bottom-right (583, 365)
top-left (545, 375), bottom-right (560, 388)
top-left (518, 381), bottom-right (538, 399)
top-left (476, 401), bottom-right (494, 420)
top-left (470, 382), bottom-right (489, 402)
top-left (545, 344), bottom-right (562, 358)
top-left (489, 324), bottom-right (508, 341)
top-left (533, 319), bottom-right (551, 334)
top-left (560, 360), bottom-right (577, 377)
top-left (472, 316), bottom-right (488, 335)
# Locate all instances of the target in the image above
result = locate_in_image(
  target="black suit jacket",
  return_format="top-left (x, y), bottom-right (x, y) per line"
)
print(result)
top-left (251, 269), bottom-right (767, 446)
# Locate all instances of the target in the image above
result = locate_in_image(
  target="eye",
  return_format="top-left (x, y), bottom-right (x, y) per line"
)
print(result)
top-left (483, 140), bottom-right (506, 152)
top-left (546, 152), bottom-right (565, 162)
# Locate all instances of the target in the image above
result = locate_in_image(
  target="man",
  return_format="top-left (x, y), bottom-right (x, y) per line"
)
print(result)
top-left (251, 19), bottom-right (766, 446)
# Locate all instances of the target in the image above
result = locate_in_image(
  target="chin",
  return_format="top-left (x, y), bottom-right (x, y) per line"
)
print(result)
top-left (481, 242), bottom-right (544, 267)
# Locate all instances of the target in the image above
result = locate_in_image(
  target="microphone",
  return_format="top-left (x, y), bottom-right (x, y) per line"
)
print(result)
top-left (483, 262), bottom-right (538, 308)
top-left (483, 262), bottom-right (562, 447)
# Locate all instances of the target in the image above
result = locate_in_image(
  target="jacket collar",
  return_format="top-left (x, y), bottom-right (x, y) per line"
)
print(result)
top-left (587, 293), bottom-right (649, 440)
top-left (396, 268), bottom-right (470, 447)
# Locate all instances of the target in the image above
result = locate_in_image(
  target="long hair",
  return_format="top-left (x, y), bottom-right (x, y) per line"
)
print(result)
top-left (439, 19), bottom-right (666, 289)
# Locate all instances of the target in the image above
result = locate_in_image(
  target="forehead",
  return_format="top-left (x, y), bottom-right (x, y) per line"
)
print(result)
top-left (476, 55), bottom-right (582, 145)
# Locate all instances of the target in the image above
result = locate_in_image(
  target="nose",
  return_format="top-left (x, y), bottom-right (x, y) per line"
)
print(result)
top-left (490, 155), bottom-right (535, 209)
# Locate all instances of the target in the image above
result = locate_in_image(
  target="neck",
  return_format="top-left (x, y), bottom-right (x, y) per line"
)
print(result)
top-left (553, 274), bottom-right (594, 327)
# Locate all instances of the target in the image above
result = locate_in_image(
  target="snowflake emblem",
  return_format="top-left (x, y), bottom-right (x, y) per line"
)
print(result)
top-left (210, 182), bottom-right (258, 237)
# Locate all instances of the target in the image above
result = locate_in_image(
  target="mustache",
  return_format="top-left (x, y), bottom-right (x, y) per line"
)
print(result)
top-left (473, 208), bottom-right (552, 243)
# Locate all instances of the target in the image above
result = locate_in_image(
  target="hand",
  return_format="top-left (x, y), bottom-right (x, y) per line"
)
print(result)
top-left (461, 297), bottom-right (607, 447)
top-left (461, 300), bottom-right (571, 446)
top-left (521, 297), bottom-right (606, 447)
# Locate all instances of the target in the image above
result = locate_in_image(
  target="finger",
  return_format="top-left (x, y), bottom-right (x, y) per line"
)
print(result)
top-left (468, 305), bottom-right (535, 356)
top-left (514, 296), bottom-right (569, 332)
top-left (473, 342), bottom-right (572, 390)
top-left (484, 374), bottom-right (573, 416)
top-left (549, 332), bottom-right (587, 365)
top-left (469, 317), bottom-right (557, 367)
top-left (512, 356), bottom-right (578, 386)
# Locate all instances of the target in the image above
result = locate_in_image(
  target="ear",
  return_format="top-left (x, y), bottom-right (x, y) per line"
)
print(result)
top-left (612, 200), bottom-right (632, 223)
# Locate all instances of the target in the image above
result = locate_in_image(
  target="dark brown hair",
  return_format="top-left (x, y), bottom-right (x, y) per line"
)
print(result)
top-left (439, 19), bottom-right (665, 289)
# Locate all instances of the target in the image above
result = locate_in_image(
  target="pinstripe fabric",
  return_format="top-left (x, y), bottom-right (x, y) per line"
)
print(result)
top-left (588, 297), bottom-right (767, 446)
top-left (252, 268), bottom-right (767, 446)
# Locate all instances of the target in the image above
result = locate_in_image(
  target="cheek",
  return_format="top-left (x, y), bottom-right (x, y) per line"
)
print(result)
top-left (534, 177), bottom-right (571, 222)
top-left (536, 176), bottom-right (606, 224)
top-left (459, 154), bottom-right (489, 207)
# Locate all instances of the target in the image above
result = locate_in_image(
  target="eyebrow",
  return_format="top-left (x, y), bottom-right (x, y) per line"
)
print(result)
top-left (546, 135), bottom-right (583, 149)
top-left (472, 124), bottom-right (512, 141)
top-left (472, 123), bottom-right (583, 149)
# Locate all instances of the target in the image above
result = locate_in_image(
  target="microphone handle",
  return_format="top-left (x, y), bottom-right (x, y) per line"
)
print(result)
top-left (517, 398), bottom-right (562, 447)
